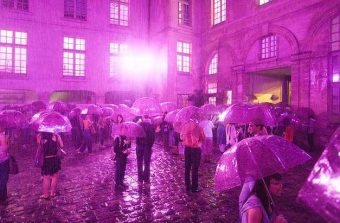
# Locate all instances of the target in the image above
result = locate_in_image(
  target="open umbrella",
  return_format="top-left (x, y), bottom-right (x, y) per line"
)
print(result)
top-left (247, 105), bottom-right (277, 126)
top-left (201, 103), bottom-right (219, 115)
top-left (0, 110), bottom-right (27, 128)
top-left (132, 97), bottom-right (162, 117)
top-left (36, 111), bottom-right (72, 134)
top-left (48, 101), bottom-right (68, 114)
top-left (164, 109), bottom-right (180, 123)
top-left (112, 104), bottom-right (137, 121)
top-left (31, 101), bottom-right (46, 111)
top-left (111, 121), bottom-right (145, 138)
top-left (215, 135), bottom-right (311, 192)
top-left (223, 103), bottom-right (250, 124)
top-left (298, 127), bottom-right (340, 222)
top-left (175, 106), bottom-right (205, 123)
top-left (160, 102), bottom-right (177, 113)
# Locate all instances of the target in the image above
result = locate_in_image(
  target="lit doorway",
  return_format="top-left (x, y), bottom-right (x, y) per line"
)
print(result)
top-left (249, 67), bottom-right (291, 104)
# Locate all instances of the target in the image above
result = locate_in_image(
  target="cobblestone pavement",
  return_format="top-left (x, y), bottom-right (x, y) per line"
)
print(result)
top-left (0, 141), bottom-right (326, 223)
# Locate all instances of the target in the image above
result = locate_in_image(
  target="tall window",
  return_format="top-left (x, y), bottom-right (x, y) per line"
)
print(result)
top-left (207, 82), bottom-right (217, 105)
top-left (178, 0), bottom-right (191, 26)
top-left (259, 0), bottom-right (272, 5)
top-left (63, 37), bottom-right (85, 77)
top-left (0, 30), bottom-right (27, 74)
top-left (208, 54), bottom-right (218, 75)
top-left (110, 42), bottom-right (128, 76)
top-left (332, 16), bottom-right (340, 51)
top-left (177, 41), bottom-right (191, 73)
top-left (1, 0), bottom-right (28, 11)
top-left (212, 0), bottom-right (226, 25)
top-left (110, 0), bottom-right (129, 26)
top-left (261, 35), bottom-right (277, 59)
top-left (64, 0), bottom-right (87, 21)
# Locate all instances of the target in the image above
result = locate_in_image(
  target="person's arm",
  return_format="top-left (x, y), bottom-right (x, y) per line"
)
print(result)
top-left (0, 134), bottom-right (8, 153)
top-left (247, 207), bottom-right (262, 223)
top-left (56, 134), bottom-right (64, 148)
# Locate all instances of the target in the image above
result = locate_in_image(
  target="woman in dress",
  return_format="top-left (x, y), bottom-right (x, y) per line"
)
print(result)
top-left (37, 132), bottom-right (63, 199)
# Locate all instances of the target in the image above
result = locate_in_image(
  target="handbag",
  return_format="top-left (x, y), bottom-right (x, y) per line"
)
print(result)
top-left (8, 155), bottom-right (19, 175)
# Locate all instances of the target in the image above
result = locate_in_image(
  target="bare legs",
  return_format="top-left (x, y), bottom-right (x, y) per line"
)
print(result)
top-left (42, 173), bottom-right (58, 198)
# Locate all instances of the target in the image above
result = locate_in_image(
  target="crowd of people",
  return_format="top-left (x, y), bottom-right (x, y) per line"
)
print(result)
top-left (0, 102), bottom-right (317, 223)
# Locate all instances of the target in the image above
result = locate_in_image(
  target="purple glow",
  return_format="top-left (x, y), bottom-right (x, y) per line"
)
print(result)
top-left (332, 73), bottom-right (340, 82)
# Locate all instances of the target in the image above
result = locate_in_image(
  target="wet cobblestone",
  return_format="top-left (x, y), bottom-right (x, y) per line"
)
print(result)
top-left (0, 142), bottom-right (326, 222)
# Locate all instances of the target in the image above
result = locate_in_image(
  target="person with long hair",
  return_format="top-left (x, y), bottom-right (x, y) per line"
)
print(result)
top-left (240, 173), bottom-right (287, 223)
top-left (0, 125), bottom-right (9, 205)
top-left (37, 132), bottom-right (63, 199)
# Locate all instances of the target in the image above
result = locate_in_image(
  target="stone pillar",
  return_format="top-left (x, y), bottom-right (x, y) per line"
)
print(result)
top-left (231, 65), bottom-right (248, 103)
top-left (290, 52), bottom-right (312, 109)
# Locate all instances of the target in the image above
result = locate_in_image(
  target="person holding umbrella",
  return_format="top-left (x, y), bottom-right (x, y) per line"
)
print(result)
top-left (240, 173), bottom-right (287, 223)
top-left (37, 132), bottom-right (64, 199)
top-left (113, 125), bottom-right (131, 191)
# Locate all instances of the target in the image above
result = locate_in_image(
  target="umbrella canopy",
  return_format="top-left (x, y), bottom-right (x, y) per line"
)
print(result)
top-left (223, 103), bottom-right (250, 124)
top-left (151, 115), bottom-right (163, 125)
top-left (80, 104), bottom-right (102, 115)
top-left (132, 97), bottom-right (162, 117)
top-left (215, 135), bottom-right (310, 192)
top-left (36, 111), bottom-right (72, 133)
top-left (164, 109), bottom-right (180, 123)
top-left (30, 111), bottom-right (49, 131)
top-left (247, 105), bottom-right (277, 126)
top-left (31, 101), bottom-right (46, 111)
top-left (298, 127), bottom-right (340, 222)
top-left (160, 102), bottom-right (177, 112)
top-left (112, 104), bottom-right (137, 121)
top-left (101, 107), bottom-right (114, 117)
top-left (175, 106), bottom-right (205, 123)
top-left (48, 101), bottom-right (69, 115)
top-left (111, 121), bottom-right (145, 138)
top-left (201, 103), bottom-right (219, 115)
top-left (0, 110), bottom-right (27, 128)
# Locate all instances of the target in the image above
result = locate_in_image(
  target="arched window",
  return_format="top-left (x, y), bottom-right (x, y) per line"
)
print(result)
top-left (208, 53), bottom-right (218, 75)
top-left (330, 15), bottom-right (340, 119)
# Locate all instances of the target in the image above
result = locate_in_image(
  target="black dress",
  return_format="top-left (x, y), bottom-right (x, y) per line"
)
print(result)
top-left (41, 138), bottom-right (61, 176)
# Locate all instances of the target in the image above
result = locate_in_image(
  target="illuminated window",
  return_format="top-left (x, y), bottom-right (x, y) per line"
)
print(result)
top-left (1, 0), bottom-right (28, 10)
top-left (178, 1), bottom-right (191, 26)
top-left (64, 0), bottom-right (87, 21)
top-left (227, 90), bottom-right (232, 105)
top-left (209, 96), bottom-right (216, 105)
top-left (332, 16), bottom-right (340, 51)
top-left (261, 35), bottom-right (277, 59)
top-left (212, 0), bottom-right (226, 25)
top-left (177, 41), bottom-right (191, 73)
top-left (208, 54), bottom-right (218, 75)
top-left (259, 0), bottom-right (272, 5)
top-left (110, 0), bottom-right (129, 26)
top-left (207, 82), bottom-right (217, 94)
top-left (177, 94), bottom-right (189, 108)
top-left (0, 30), bottom-right (27, 74)
top-left (63, 37), bottom-right (85, 76)
top-left (110, 42), bottom-right (128, 76)
top-left (331, 54), bottom-right (340, 115)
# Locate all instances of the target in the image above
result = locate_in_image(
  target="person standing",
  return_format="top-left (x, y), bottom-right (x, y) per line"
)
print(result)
top-left (79, 115), bottom-right (94, 153)
top-left (0, 126), bottom-right (9, 205)
top-left (307, 115), bottom-right (316, 151)
top-left (114, 133), bottom-right (131, 191)
top-left (37, 132), bottom-right (63, 199)
top-left (181, 121), bottom-right (205, 193)
top-left (199, 119), bottom-right (214, 162)
top-left (160, 112), bottom-right (171, 149)
top-left (216, 121), bottom-right (226, 153)
top-left (136, 115), bottom-right (155, 184)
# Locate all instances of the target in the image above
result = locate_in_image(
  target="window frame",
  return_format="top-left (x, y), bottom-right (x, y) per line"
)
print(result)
top-left (110, 0), bottom-right (129, 27)
top-left (62, 36), bottom-right (86, 77)
top-left (176, 41), bottom-right (191, 75)
top-left (109, 42), bottom-right (128, 77)
top-left (331, 15), bottom-right (340, 52)
top-left (208, 53), bottom-right (218, 75)
top-left (178, 0), bottom-right (191, 27)
top-left (0, 29), bottom-right (27, 75)
top-left (64, 0), bottom-right (87, 21)
top-left (212, 0), bottom-right (226, 26)
top-left (260, 34), bottom-right (278, 60)
top-left (1, 0), bottom-right (29, 11)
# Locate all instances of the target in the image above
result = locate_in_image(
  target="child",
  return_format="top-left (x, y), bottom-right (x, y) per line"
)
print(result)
top-left (114, 134), bottom-right (131, 191)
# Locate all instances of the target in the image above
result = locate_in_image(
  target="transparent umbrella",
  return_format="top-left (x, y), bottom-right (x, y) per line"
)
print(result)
top-left (111, 121), bottom-right (146, 138)
top-left (160, 102), bottom-right (177, 113)
top-left (298, 127), bottom-right (340, 223)
top-left (247, 105), bottom-right (277, 126)
top-left (215, 135), bottom-right (311, 192)
top-left (112, 105), bottom-right (137, 121)
top-left (36, 111), bottom-right (72, 134)
top-left (223, 103), bottom-right (250, 124)
top-left (0, 110), bottom-right (27, 128)
top-left (164, 109), bottom-right (180, 123)
top-left (201, 103), bottom-right (219, 115)
top-left (132, 97), bottom-right (162, 117)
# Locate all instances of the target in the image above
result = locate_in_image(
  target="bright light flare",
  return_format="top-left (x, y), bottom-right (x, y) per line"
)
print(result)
top-left (332, 73), bottom-right (340, 82)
